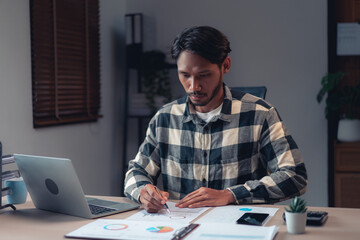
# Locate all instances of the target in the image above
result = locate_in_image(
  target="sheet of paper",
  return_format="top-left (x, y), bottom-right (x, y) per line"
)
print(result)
top-left (186, 223), bottom-right (279, 240)
top-left (337, 23), bottom-right (360, 55)
top-left (195, 205), bottom-right (278, 225)
top-left (126, 201), bottom-right (210, 223)
top-left (65, 219), bottom-right (189, 240)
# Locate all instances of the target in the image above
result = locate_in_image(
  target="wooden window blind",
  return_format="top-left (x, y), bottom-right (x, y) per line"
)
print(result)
top-left (30, 0), bottom-right (101, 128)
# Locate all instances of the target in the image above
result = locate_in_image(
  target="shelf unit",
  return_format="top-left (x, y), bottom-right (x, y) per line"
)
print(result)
top-left (120, 13), bottom-right (144, 196)
top-left (120, 14), bottom-right (177, 195)
top-left (327, 0), bottom-right (360, 207)
top-left (1, 142), bottom-right (16, 210)
top-left (334, 141), bottom-right (360, 207)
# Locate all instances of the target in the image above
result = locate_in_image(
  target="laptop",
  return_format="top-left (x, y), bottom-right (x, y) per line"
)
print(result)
top-left (14, 154), bottom-right (139, 218)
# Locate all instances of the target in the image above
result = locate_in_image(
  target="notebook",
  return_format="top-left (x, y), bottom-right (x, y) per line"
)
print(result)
top-left (14, 154), bottom-right (139, 219)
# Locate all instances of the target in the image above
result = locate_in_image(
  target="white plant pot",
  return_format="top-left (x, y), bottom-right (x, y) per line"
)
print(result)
top-left (337, 119), bottom-right (360, 142)
top-left (285, 211), bottom-right (306, 234)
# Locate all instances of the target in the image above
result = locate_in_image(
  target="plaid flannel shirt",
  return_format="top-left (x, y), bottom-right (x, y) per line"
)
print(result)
top-left (124, 84), bottom-right (307, 204)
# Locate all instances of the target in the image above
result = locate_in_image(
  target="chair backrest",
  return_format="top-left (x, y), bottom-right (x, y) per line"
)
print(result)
top-left (230, 86), bottom-right (267, 99)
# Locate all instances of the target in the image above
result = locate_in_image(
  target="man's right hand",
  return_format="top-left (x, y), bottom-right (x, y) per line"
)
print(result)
top-left (139, 184), bottom-right (169, 213)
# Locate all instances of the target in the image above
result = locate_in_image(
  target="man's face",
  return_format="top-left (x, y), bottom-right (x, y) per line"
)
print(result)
top-left (177, 51), bottom-right (230, 113)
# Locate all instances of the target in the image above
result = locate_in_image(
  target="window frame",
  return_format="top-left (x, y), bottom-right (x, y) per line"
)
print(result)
top-left (30, 0), bottom-right (101, 128)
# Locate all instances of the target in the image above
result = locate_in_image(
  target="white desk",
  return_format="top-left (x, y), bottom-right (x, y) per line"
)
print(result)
top-left (1, 195), bottom-right (360, 240)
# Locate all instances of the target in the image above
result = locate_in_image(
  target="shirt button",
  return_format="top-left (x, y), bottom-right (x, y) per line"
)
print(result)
top-left (203, 152), bottom-right (207, 158)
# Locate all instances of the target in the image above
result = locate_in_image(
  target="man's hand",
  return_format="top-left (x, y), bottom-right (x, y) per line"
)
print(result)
top-left (176, 187), bottom-right (235, 208)
top-left (139, 184), bottom-right (169, 213)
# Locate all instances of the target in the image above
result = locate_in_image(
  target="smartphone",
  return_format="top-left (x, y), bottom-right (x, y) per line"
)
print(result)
top-left (236, 213), bottom-right (269, 226)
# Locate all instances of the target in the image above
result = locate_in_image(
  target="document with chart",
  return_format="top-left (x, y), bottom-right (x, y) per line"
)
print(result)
top-left (195, 205), bottom-right (278, 225)
top-left (126, 201), bottom-right (210, 223)
top-left (186, 222), bottom-right (279, 240)
top-left (65, 219), bottom-right (189, 240)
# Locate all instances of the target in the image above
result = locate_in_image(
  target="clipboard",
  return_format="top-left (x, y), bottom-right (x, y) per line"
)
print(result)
top-left (171, 223), bottom-right (199, 240)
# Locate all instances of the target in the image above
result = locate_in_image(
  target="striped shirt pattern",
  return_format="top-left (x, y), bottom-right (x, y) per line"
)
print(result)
top-left (124, 84), bottom-right (307, 204)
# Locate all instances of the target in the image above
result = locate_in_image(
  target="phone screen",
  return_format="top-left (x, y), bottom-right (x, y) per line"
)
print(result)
top-left (236, 213), bottom-right (269, 226)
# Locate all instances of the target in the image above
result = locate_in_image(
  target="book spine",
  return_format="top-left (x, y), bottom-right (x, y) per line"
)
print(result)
top-left (2, 155), bottom-right (15, 165)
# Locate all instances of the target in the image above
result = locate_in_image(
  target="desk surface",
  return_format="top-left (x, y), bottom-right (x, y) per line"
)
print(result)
top-left (1, 195), bottom-right (360, 240)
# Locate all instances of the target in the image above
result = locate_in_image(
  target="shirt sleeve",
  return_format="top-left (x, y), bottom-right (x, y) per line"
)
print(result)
top-left (123, 115), bottom-right (161, 203)
top-left (227, 107), bottom-right (308, 204)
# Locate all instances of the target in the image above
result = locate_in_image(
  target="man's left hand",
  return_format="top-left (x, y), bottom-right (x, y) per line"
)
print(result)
top-left (175, 187), bottom-right (235, 208)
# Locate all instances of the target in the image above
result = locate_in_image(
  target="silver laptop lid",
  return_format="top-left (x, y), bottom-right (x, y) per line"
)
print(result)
top-left (14, 154), bottom-right (94, 218)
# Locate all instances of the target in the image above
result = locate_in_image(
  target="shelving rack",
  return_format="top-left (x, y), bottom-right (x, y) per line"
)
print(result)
top-left (120, 13), bottom-right (178, 196)
top-left (327, 0), bottom-right (360, 207)
top-left (120, 13), bottom-right (177, 195)
top-left (120, 13), bottom-right (146, 195)
top-left (0, 142), bottom-right (16, 210)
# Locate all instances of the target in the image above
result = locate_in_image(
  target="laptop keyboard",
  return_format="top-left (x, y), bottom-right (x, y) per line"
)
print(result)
top-left (88, 204), bottom-right (117, 215)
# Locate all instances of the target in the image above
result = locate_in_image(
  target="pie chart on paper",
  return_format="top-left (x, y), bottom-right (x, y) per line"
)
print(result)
top-left (103, 224), bottom-right (128, 230)
top-left (146, 226), bottom-right (174, 233)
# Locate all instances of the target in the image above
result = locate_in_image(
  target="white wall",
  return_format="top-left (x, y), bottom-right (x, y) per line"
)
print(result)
top-left (125, 0), bottom-right (328, 206)
top-left (0, 0), bottom-right (126, 196)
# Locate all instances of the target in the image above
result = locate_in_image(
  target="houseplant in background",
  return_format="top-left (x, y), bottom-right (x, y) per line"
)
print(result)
top-left (140, 50), bottom-right (172, 114)
top-left (317, 72), bottom-right (360, 142)
top-left (285, 196), bottom-right (307, 234)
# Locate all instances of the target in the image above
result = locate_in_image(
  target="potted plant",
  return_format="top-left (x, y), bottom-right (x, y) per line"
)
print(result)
top-left (140, 50), bottom-right (172, 114)
top-left (285, 196), bottom-right (307, 234)
top-left (317, 72), bottom-right (360, 142)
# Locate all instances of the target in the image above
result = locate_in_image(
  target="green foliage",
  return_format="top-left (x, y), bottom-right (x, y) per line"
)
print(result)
top-left (285, 196), bottom-right (307, 213)
top-left (317, 72), bottom-right (360, 119)
top-left (140, 50), bottom-right (172, 114)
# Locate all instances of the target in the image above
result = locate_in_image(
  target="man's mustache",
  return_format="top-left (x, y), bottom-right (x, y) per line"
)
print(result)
top-left (188, 91), bottom-right (207, 97)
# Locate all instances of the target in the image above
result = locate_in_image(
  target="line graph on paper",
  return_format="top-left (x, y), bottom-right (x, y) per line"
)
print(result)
top-left (126, 202), bottom-right (210, 222)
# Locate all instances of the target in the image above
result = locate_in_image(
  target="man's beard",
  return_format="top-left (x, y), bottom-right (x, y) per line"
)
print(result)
top-left (187, 77), bottom-right (222, 107)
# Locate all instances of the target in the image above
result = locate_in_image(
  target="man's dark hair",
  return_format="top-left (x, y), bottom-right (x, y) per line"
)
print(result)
top-left (171, 26), bottom-right (231, 66)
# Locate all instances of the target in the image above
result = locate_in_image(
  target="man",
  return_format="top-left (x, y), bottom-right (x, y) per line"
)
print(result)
top-left (124, 26), bottom-right (307, 213)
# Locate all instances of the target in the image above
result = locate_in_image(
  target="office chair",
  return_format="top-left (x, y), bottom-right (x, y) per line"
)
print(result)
top-left (230, 86), bottom-right (267, 100)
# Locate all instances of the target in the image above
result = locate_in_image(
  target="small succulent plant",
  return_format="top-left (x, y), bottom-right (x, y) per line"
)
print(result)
top-left (285, 196), bottom-right (307, 213)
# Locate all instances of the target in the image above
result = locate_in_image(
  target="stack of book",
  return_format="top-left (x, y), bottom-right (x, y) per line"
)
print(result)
top-left (2, 155), bottom-right (15, 165)
top-left (1, 155), bottom-right (19, 197)
top-left (2, 170), bottom-right (20, 181)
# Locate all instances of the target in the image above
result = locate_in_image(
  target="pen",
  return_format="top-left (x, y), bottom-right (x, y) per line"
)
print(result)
top-left (172, 224), bottom-right (200, 240)
top-left (155, 186), bottom-right (171, 214)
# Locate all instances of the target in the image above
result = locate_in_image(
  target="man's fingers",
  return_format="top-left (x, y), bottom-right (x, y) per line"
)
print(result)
top-left (143, 200), bottom-right (163, 212)
top-left (140, 185), bottom-right (164, 212)
top-left (140, 194), bottom-right (164, 213)
top-left (161, 190), bottom-right (170, 200)
top-left (141, 194), bottom-right (163, 208)
top-left (146, 185), bottom-right (168, 203)
top-left (146, 208), bottom-right (160, 213)
top-left (186, 199), bottom-right (209, 208)
top-left (177, 191), bottom-right (205, 207)
top-left (177, 187), bottom-right (206, 204)
top-left (176, 188), bottom-right (234, 208)
top-left (139, 184), bottom-right (172, 212)
top-left (182, 188), bottom-right (202, 199)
